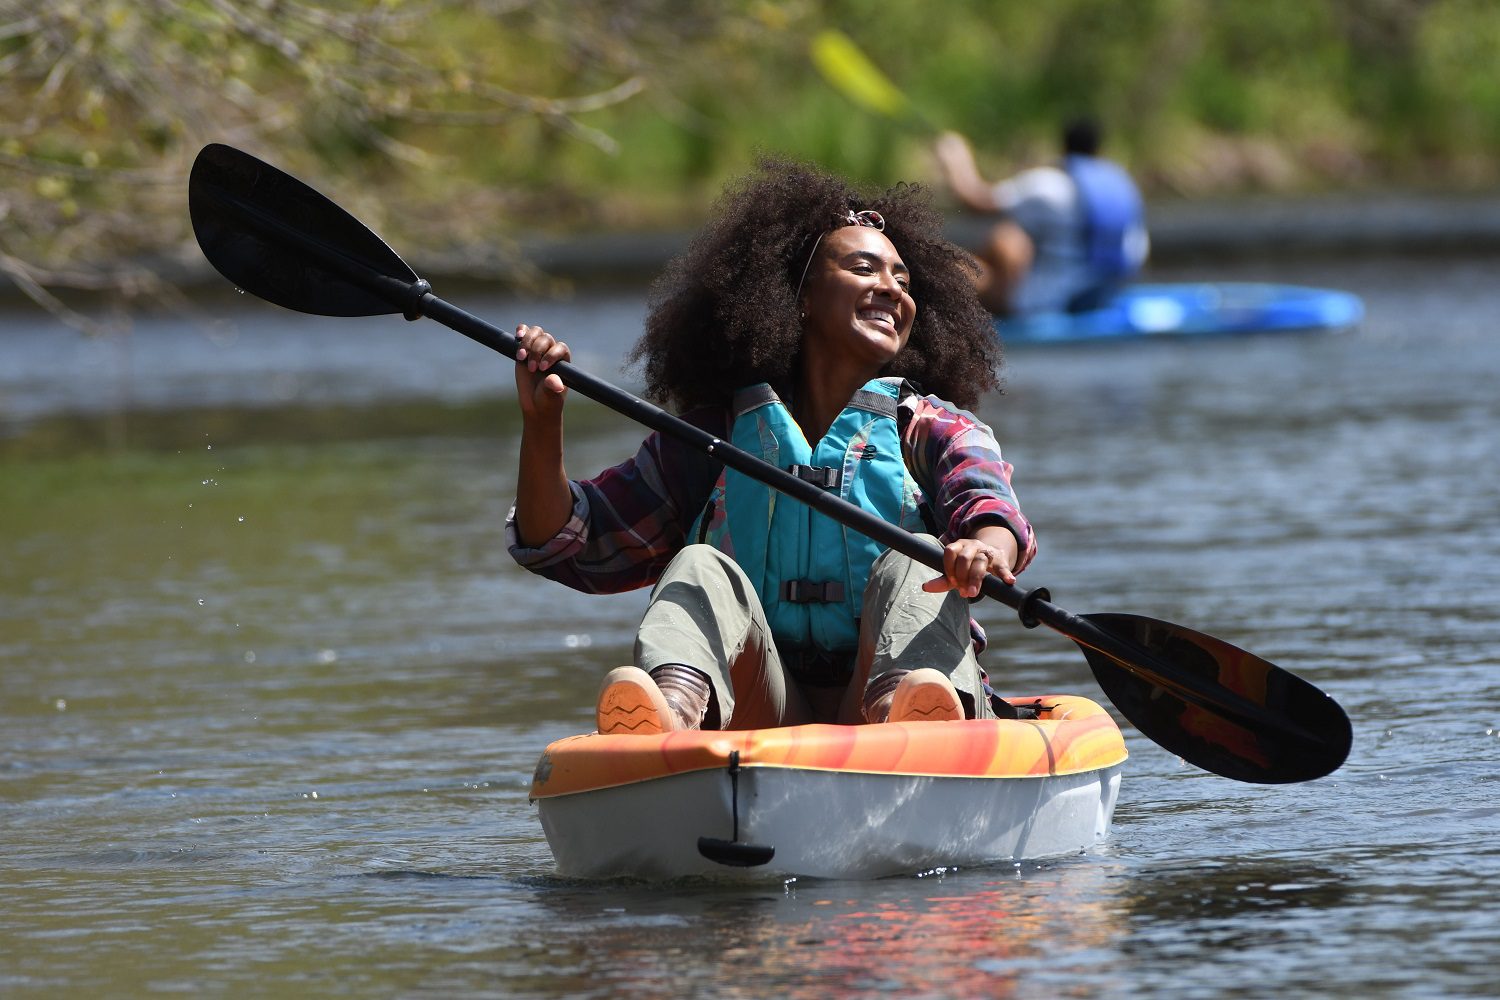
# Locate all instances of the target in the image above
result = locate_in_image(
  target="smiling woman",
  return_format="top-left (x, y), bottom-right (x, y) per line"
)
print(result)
top-left (504, 156), bottom-right (1035, 733)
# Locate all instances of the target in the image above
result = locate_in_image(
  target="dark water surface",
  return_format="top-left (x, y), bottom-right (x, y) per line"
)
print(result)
top-left (3, 257), bottom-right (1498, 998)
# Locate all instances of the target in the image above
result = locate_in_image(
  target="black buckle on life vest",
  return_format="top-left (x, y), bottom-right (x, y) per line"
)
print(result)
top-left (781, 580), bottom-right (845, 604)
top-left (787, 464), bottom-right (842, 490)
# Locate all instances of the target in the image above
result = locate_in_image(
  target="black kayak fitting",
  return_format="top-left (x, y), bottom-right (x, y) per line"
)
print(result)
top-left (696, 751), bottom-right (775, 868)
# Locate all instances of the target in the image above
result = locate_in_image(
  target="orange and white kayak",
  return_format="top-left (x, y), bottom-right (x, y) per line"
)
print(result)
top-left (529, 695), bottom-right (1127, 880)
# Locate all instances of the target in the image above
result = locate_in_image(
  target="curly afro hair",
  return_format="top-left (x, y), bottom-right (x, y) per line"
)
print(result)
top-left (627, 155), bottom-right (1004, 413)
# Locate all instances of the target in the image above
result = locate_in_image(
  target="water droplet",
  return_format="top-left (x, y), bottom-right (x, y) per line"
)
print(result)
top-left (317, 649), bottom-right (337, 664)
top-left (244, 650), bottom-right (257, 663)
top-left (54, 698), bottom-right (66, 711)
top-left (206, 444), bottom-right (213, 451)
top-left (197, 598), bottom-right (205, 606)
top-left (237, 516), bottom-right (245, 523)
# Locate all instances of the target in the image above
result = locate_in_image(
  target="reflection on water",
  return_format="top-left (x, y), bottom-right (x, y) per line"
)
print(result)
top-left (516, 862), bottom-right (1129, 999)
top-left (4, 254), bottom-right (1500, 997)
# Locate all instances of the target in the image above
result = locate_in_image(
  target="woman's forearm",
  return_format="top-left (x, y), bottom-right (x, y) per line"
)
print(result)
top-left (513, 414), bottom-right (573, 548)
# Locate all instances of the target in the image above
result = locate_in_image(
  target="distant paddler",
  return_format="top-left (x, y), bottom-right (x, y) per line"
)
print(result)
top-left (934, 118), bottom-right (1149, 316)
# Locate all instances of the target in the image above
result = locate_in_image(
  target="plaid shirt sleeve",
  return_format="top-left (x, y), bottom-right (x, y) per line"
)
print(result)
top-left (504, 408), bottom-right (726, 594)
top-left (900, 393), bottom-right (1037, 572)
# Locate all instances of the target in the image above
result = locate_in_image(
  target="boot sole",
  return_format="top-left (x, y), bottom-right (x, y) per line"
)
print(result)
top-left (596, 667), bottom-right (673, 735)
top-left (888, 669), bottom-right (963, 723)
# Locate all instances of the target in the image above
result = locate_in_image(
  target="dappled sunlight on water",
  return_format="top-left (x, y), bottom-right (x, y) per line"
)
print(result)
top-left (4, 255), bottom-right (1500, 997)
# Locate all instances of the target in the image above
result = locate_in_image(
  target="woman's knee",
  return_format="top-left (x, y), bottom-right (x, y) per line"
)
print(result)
top-left (867, 534), bottom-right (937, 591)
top-left (666, 543), bottom-right (738, 571)
top-left (658, 544), bottom-right (751, 590)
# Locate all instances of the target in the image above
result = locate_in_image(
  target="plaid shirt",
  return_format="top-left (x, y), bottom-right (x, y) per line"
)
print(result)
top-left (506, 393), bottom-right (1036, 646)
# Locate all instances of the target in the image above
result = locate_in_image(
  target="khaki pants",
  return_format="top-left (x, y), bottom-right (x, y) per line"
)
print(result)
top-left (633, 540), bottom-right (994, 727)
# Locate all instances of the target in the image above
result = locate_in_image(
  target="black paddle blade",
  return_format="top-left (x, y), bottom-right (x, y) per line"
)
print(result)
top-left (1078, 613), bottom-right (1351, 784)
top-left (189, 143), bottom-right (417, 317)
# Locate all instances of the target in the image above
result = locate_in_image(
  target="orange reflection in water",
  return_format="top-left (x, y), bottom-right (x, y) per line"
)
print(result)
top-left (706, 867), bottom-right (1129, 998)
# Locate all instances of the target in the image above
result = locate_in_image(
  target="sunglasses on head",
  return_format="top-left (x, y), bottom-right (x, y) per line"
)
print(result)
top-left (793, 208), bottom-right (890, 308)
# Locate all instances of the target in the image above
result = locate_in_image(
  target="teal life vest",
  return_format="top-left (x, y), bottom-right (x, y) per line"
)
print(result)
top-left (690, 378), bottom-right (927, 655)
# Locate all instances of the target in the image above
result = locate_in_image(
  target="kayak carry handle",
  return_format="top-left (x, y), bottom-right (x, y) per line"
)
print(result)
top-left (696, 751), bottom-right (776, 868)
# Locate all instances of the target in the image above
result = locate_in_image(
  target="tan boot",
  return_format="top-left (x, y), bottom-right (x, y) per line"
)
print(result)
top-left (596, 666), bottom-right (677, 735)
top-left (887, 668), bottom-right (963, 723)
top-left (595, 665), bottom-right (711, 735)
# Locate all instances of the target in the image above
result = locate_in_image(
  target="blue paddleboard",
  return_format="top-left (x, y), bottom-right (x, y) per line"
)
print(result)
top-left (997, 282), bottom-right (1364, 345)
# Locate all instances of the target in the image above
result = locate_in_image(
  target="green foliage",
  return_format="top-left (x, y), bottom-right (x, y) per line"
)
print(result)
top-left (6, 0), bottom-right (1500, 327)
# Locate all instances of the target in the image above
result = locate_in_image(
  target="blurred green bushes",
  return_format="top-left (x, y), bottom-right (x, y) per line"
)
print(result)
top-left (542, 0), bottom-right (1500, 226)
top-left (6, 0), bottom-right (1500, 319)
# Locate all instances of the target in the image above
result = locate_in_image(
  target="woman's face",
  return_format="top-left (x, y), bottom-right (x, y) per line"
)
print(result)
top-left (799, 226), bottom-right (916, 371)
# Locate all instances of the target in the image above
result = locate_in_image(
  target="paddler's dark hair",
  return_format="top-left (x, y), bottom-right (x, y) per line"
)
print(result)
top-left (627, 154), bottom-right (1003, 412)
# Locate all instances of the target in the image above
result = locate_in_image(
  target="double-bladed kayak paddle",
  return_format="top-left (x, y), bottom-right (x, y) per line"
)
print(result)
top-left (188, 143), bottom-right (1352, 784)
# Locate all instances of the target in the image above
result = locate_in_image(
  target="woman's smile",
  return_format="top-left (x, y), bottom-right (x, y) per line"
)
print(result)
top-left (857, 303), bottom-right (901, 335)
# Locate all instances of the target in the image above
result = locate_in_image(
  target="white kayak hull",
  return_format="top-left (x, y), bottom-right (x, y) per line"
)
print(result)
top-left (537, 762), bottom-right (1123, 880)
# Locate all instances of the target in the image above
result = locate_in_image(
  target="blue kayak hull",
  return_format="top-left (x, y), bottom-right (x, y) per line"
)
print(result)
top-left (997, 282), bottom-right (1364, 344)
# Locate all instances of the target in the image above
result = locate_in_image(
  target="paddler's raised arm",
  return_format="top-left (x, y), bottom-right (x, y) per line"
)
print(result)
top-left (512, 324), bottom-right (574, 547)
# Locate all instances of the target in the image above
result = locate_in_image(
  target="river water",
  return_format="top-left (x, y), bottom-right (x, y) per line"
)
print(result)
top-left (2, 254), bottom-right (1498, 998)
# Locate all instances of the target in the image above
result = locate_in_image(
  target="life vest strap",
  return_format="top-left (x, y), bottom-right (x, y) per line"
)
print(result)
top-left (781, 580), bottom-right (845, 604)
top-left (848, 387), bottom-right (899, 418)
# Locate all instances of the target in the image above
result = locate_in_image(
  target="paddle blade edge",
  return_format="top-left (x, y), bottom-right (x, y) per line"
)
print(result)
top-left (188, 143), bottom-right (416, 318)
top-left (1079, 613), bottom-right (1352, 784)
